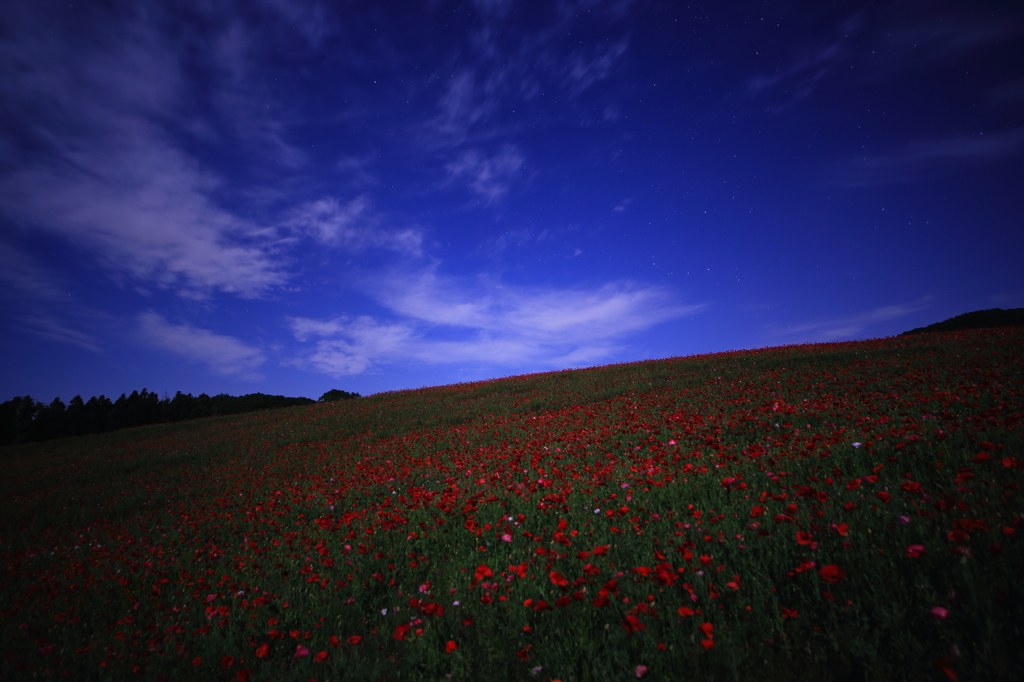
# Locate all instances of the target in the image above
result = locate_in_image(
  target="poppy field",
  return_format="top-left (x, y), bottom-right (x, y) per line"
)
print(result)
top-left (1, 327), bottom-right (1022, 681)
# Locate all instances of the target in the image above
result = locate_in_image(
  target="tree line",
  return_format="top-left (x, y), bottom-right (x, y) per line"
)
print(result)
top-left (0, 388), bottom-right (358, 447)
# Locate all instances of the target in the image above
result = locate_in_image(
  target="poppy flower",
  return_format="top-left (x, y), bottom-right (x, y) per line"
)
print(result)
top-left (622, 615), bottom-right (646, 634)
top-left (818, 564), bottom-right (846, 583)
top-left (445, 640), bottom-right (458, 653)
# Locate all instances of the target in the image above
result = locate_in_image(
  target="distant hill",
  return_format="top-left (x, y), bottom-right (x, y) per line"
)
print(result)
top-left (901, 308), bottom-right (1024, 336)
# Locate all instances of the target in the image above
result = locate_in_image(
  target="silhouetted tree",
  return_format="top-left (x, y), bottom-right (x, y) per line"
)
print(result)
top-left (0, 388), bottom-right (314, 447)
top-left (319, 389), bottom-right (361, 402)
top-left (902, 308), bottom-right (1024, 335)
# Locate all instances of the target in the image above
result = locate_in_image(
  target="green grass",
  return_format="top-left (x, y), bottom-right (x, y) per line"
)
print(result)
top-left (1, 328), bottom-right (1022, 681)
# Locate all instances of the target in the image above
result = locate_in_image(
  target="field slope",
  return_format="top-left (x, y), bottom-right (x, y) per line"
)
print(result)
top-left (2, 328), bottom-right (1023, 681)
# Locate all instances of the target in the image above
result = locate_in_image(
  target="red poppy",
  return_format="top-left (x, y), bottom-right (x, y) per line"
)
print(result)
top-left (549, 570), bottom-right (569, 588)
top-left (393, 624), bottom-right (411, 640)
top-left (622, 615), bottom-right (646, 635)
top-left (818, 564), bottom-right (846, 583)
top-left (445, 640), bottom-right (458, 653)
top-left (796, 531), bottom-right (813, 545)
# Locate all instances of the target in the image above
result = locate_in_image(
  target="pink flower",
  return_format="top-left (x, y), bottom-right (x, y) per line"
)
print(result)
top-left (295, 644), bottom-right (310, 657)
top-left (636, 664), bottom-right (648, 677)
top-left (502, 533), bottom-right (513, 542)
top-left (905, 544), bottom-right (928, 557)
top-left (930, 607), bottom-right (948, 620)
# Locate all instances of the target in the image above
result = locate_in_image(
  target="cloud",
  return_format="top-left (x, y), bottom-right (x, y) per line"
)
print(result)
top-left (428, 70), bottom-right (498, 147)
top-left (290, 274), bottom-right (701, 376)
top-left (11, 312), bottom-right (102, 353)
top-left (829, 128), bottom-right (1024, 187)
top-left (137, 312), bottom-right (266, 380)
top-left (0, 128), bottom-right (289, 298)
top-left (291, 316), bottom-right (416, 376)
top-left (768, 301), bottom-right (930, 342)
top-left (280, 195), bottom-right (423, 255)
top-left (867, 11), bottom-right (1021, 74)
top-left (446, 146), bottom-right (526, 204)
top-left (746, 15), bottom-right (858, 112)
top-left (0, 2), bottom-right (291, 299)
top-left (473, 0), bottom-right (514, 18)
top-left (564, 39), bottom-right (629, 96)
top-left (988, 79), bottom-right (1024, 105)
top-left (0, 242), bottom-right (66, 302)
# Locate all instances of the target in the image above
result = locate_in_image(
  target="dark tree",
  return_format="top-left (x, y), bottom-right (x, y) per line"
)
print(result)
top-left (901, 308), bottom-right (1024, 335)
top-left (318, 389), bottom-right (361, 402)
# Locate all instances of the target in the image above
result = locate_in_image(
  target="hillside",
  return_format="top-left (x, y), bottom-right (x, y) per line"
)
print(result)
top-left (901, 307), bottom-right (1024, 335)
top-left (1, 327), bottom-right (1022, 681)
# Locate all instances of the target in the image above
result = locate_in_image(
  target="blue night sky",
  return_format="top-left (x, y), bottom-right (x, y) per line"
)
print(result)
top-left (1, 0), bottom-right (1022, 403)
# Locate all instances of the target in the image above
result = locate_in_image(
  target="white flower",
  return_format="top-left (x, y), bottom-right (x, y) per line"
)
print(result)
top-left (852, 442), bottom-right (863, 449)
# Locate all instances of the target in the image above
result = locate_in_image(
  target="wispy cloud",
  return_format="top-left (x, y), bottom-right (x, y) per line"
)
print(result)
top-left (428, 70), bottom-right (498, 148)
top-left (472, 0), bottom-right (515, 19)
top-left (446, 146), bottom-right (526, 204)
top-left (137, 312), bottom-right (265, 380)
top-left (11, 312), bottom-right (102, 353)
top-left (0, 242), bottom-right (66, 302)
top-left (768, 301), bottom-right (930, 342)
top-left (564, 38), bottom-right (629, 97)
top-left (0, 3), bottom-right (293, 299)
top-left (290, 273), bottom-right (701, 376)
top-left (746, 14), bottom-right (860, 112)
top-left (829, 128), bottom-right (1024, 187)
top-left (867, 11), bottom-right (1021, 74)
top-left (281, 196), bottom-right (423, 255)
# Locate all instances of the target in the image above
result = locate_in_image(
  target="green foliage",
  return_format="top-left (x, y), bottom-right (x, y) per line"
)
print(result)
top-left (1, 328), bottom-right (1022, 681)
top-left (901, 307), bottom-right (1024, 336)
top-left (318, 388), bottom-right (362, 402)
top-left (0, 389), bottom-right (314, 447)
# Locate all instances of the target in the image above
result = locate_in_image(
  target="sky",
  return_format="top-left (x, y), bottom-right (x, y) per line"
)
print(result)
top-left (1, 0), bottom-right (1022, 404)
